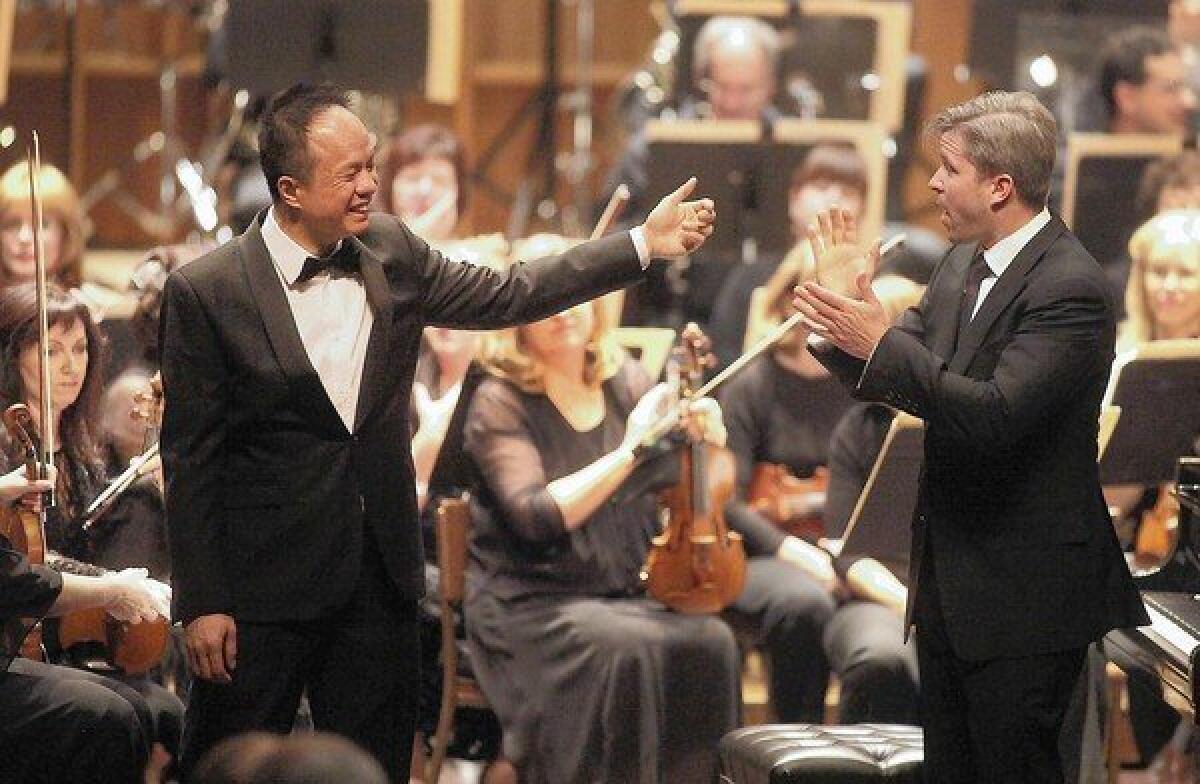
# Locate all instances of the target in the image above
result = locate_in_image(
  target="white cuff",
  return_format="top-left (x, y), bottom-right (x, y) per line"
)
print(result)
top-left (629, 226), bottom-right (651, 269)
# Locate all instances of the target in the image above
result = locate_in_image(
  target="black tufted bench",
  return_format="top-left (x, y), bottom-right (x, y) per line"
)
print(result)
top-left (719, 724), bottom-right (924, 783)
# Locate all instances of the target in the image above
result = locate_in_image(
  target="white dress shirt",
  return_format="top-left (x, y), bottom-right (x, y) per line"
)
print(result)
top-left (261, 208), bottom-right (373, 432)
top-left (971, 207), bottom-right (1051, 321)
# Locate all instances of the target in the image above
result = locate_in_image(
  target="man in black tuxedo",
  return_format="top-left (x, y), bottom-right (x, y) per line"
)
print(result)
top-left (158, 83), bottom-right (715, 779)
top-left (793, 91), bottom-right (1148, 782)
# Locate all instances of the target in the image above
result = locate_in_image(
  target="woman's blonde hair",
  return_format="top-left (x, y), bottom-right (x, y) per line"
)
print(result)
top-left (0, 161), bottom-right (86, 288)
top-left (1122, 208), bottom-right (1200, 348)
top-left (480, 234), bottom-right (624, 393)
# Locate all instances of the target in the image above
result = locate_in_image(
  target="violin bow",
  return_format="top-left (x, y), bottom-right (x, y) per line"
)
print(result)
top-left (27, 132), bottom-right (55, 506)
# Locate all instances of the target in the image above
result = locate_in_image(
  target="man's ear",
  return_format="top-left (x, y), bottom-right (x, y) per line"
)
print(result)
top-left (989, 174), bottom-right (1016, 209)
top-left (277, 176), bottom-right (302, 211)
top-left (1112, 80), bottom-right (1138, 120)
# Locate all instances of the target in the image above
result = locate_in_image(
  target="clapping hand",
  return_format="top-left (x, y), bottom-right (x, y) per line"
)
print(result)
top-left (641, 177), bottom-right (717, 258)
top-left (792, 207), bottom-right (889, 359)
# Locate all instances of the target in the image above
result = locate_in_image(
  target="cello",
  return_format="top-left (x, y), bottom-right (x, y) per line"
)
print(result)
top-left (642, 324), bottom-right (747, 614)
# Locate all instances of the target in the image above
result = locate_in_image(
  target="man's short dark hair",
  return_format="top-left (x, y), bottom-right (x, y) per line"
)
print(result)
top-left (1099, 26), bottom-right (1177, 117)
top-left (258, 83), bottom-right (352, 202)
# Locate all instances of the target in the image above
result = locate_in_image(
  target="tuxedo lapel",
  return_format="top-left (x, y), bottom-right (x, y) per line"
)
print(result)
top-left (929, 244), bottom-right (977, 363)
top-left (238, 220), bottom-right (346, 433)
top-left (352, 238), bottom-right (396, 433)
top-left (949, 217), bottom-right (1065, 374)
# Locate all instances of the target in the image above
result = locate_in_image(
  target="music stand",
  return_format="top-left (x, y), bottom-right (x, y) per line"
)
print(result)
top-left (838, 412), bottom-right (924, 582)
top-left (644, 118), bottom-right (886, 259)
top-left (1098, 339), bottom-right (1200, 485)
top-left (1062, 133), bottom-right (1183, 268)
top-left (670, 0), bottom-right (911, 132)
top-left (223, 1), bottom-right (428, 96)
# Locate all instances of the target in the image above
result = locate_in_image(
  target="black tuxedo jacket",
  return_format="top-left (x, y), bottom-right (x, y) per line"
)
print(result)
top-left (160, 212), bottom-right (643, 625)
top-left (818, 215), bottom-right (1148, 660)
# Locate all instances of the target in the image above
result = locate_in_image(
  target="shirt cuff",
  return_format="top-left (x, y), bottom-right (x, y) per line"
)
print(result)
top-left (629, 226), bottom-right (651, 269)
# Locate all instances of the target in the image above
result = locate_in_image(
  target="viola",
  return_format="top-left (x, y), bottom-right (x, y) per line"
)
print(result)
top-left (1132, 484), bottom-right (1180, 571)
top-left (747, 464), bottom-right (828, 542)
top-left (642, 324), bottom-right (746, 614)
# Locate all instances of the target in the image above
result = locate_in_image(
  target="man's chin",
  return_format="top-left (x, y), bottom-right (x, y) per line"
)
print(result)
top-left (343, 212), bottom-right (371, 235)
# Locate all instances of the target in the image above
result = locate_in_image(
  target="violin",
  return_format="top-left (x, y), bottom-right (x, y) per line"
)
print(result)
top-left (1132, 484), bottom-right (1180, 571)
top-left (1, 404), bottom-right (49, 661)
top-left (642, 324), bottom-right (746, 614)
top-left (747, 464), bottom-right (828, 542)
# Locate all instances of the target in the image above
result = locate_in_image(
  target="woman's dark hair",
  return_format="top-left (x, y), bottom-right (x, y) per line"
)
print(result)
top-left (377, 123), bottom-right (468, 217)
top-left (258, 83), bottom-right (352, 202)
top-left (0, 283), bottom-right (107, 484)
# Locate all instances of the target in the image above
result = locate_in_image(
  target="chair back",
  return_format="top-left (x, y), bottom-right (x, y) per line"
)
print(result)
top-left (435, 494), bottom-right (472, 605)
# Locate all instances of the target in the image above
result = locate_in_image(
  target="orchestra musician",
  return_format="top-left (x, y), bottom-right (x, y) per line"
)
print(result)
top-left (158, 82), bottom-right (716, 780)
top-left (0, 283), bottom-right (183, 769)
top-left (0, 162), bottom-right (86, 290)
top-left (462, 294), bottom-right (739, 784)
top-left (378, 123), bottom-right (466, 245)
top-left (723, 270), bottom-right (926, 726)
top-left (717, 255), bottom-right (853, 723)
top-left (0, 283), bottom-right (173, 783)
top-left (793, 91), bottom-right (1148, 781)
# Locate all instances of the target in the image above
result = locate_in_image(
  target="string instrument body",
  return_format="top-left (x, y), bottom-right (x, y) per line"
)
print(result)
top-left (747, 464), bottom-right (828, 542)
top-left (643, 325), bottom-right (746, 614)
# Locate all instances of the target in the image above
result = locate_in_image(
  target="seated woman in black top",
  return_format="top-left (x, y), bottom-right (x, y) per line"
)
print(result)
top-left (463, 294), bottom-right (739, 784)
top-left (0, 283), bottom-right (183, 768)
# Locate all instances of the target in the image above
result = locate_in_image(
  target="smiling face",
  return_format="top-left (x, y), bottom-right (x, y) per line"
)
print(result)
top-left (1142, 245), bottom-right (1200, 338)
top-left (1, 207), bottom-right (65, 283)
top-left (18, 318), bottom-right (88, 415)
top-left (280, 106), bottom-right (378, 251)
top-left (928, 129), bottom-right (999, 245)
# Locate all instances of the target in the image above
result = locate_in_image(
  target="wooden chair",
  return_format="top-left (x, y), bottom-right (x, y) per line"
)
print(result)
top-left (426, 493), bottom-right (492, 782)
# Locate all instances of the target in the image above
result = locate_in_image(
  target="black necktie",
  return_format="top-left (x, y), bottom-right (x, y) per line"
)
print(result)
top-left (958, 251), bottom-right (991, 334)
top-left (296, 242), bottom-right (359, 284)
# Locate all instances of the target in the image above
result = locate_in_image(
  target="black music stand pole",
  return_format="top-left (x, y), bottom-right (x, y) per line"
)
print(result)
top-left (473, 0), bottom-right (561, 238)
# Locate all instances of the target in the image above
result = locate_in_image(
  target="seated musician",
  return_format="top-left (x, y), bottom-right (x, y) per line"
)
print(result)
top-left (1104, 208), bottom-right (1200, 775)
top-left (462, 294), bottom-right (739, 783)
top-left (0, 161), bottom-right (86, 290)
top-left (819, 276), bottom-right (927, 724)
top-left (378, 123), bottom-right (467, 244)
top-left (0, 467), bottom-right (168, 783)
top-left (720, 261), bottom-right (924, 724)
top-left (0, 283), bottom-right (184, 767)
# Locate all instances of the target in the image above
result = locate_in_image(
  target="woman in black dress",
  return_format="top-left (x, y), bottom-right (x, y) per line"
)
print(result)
top-left (463, 294), bottom-right (740, 784)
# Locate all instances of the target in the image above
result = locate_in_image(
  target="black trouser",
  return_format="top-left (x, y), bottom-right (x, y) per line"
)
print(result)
top-left (0, 657), bottom-right (153, 783)
top-left (179, 539), bottom-right (419, 782)
top-left (914, 556), bottom-right (1086, 784)
top-left (727, 556), bottom-right (837, 722)
top-left (823, 600), bottom-right (919, 724)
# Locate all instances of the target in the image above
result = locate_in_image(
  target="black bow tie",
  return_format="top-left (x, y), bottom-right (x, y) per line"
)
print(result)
top-left (296, 242), bottom-right (360, 284)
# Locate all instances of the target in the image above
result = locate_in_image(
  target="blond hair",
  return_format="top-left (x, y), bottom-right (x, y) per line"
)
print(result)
top-left (479, 236), bottom-right (624, 393)
top-left (1121, 208), bottom-right (1200, 348)
top-left (0, 161), bottom-right (86, 288)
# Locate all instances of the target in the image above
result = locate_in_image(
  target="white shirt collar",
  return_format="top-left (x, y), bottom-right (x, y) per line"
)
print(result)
top-left (980, 208), bottom-right (1051, 279)
top-left (261, 207), bottom-right (343, 286)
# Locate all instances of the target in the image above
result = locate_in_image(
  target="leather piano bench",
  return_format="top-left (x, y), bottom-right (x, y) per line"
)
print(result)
top-left (719, 724), bottom-right (924, 783)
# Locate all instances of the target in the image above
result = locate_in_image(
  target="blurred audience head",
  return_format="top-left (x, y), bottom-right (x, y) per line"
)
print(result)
top-left (788, 142), bottom-right (868, 239)
top-left (0, 161), bottom-right (86, 289)
top-left (192, 731), bottom-right (388, 784)
top-left (1099, 26), bottom-right (1195, 134)
top-left (693, 16), bottom-right (779, 120)
top-left (1124, 208), bottom-right (1200, 345)
top-left (1137, 150), bottom-right (1200, 223)
top-left (379, 124), bottom-right (467, 243)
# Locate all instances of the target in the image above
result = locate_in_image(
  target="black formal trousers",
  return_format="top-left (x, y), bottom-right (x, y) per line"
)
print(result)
top-left (914, 552), bottom-right (1085, 784)
top-left (180, 534), bottom-right (418, 781)
top-left (0, 657), bottom-right (153, 783)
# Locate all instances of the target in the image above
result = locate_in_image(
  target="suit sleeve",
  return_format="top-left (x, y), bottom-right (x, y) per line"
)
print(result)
top-left (858, 272), bottom-right (1112, 454)
top-left (403, 224), bottom-right (645, 328)
top-left (159, 271), bottom-right (233, 624)
top-left (0, 535), bottom-right (62, 618)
